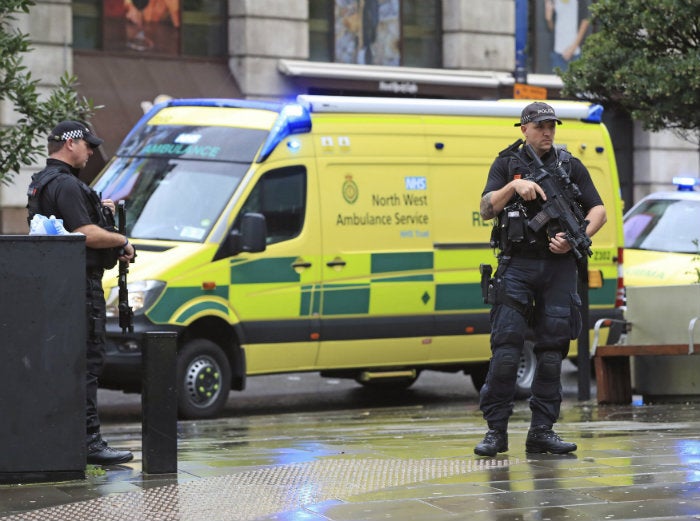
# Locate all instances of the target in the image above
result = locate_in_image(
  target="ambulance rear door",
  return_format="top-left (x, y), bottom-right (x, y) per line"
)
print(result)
top-left (424, 115), bottom-right (511, 363)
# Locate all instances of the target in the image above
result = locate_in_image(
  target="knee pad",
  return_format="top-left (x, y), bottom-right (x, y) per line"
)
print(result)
top-left (537, 350), bottom-right (562, 379)
top-left (492, 347), bottom-right (521, 380)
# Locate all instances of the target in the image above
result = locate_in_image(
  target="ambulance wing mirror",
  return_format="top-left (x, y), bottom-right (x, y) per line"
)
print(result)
top-left (240, 212), bottom-right (267, 252)
top-left (219, 212), bottom-right (267, 258)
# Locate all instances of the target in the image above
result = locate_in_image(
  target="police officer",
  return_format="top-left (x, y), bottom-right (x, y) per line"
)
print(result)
top-left (475, 102), bottom-right (606, 456)
top-left (27, 121), bottom-right (135, 465)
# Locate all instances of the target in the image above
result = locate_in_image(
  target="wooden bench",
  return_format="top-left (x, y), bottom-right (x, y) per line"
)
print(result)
top-left (592, 317), bottom-right (700, 404)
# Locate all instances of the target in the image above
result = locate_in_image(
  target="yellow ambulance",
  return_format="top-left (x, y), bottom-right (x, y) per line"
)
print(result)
top-left (93, 95), bottom-right (625, 418)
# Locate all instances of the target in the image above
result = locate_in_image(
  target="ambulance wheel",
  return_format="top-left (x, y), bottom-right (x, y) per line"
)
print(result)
top-left (177, 339), bottom-right (231, 419)
top-left (469, 341), bottom-right (536, 399)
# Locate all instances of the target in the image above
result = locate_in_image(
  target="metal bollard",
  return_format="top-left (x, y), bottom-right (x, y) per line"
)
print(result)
top-left (142, 331), bottom-right (178, 474)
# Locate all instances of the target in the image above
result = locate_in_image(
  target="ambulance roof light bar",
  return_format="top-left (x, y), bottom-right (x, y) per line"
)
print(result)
top-left (296, 95), bottom-right (603, 123)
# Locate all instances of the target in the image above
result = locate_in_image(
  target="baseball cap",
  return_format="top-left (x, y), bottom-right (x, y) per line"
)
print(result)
top-left (48, 121), bottom-right (104, 148)
top-left (514, 102), bottom-right (562, 127)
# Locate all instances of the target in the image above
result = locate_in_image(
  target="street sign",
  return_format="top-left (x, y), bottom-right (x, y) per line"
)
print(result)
top-left (514, 83), bottom-right (547, 100)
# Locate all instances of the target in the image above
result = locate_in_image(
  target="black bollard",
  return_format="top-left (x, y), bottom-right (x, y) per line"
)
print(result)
top-left (142, 331), bottom-right (178, 474)
top-left (577, 259), bottom-right (591, 401)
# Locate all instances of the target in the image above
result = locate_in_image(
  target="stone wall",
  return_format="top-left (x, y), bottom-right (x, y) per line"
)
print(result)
top-left (442, 0), bottom-right (515, 71)
top-left (228, 0), bottom-right (308, 101)
top-left (0, 0), bottom-right (72, 234)
top-left (632, 125), bottom-right (700, 202)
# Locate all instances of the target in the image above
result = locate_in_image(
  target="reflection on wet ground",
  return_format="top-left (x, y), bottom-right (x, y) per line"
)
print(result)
top-left (1, 397), bottom-right (700, 520)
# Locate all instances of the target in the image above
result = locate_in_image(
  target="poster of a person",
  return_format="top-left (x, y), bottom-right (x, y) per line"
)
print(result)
top-left (334, 0), bottom-right (399, 66)
top-left (544, 0), bottom-right (590, 72)
top-left (105, 0), bottom-right (180, 53)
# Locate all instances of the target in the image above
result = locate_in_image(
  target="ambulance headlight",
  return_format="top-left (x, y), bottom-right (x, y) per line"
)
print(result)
top-left (106, 280), bottom-right (166, 317)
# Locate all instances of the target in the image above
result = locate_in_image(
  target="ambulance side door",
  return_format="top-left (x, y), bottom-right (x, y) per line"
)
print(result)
top-left (226, 163), bottom-right (322, 373)
top-left (313, 122), bottom-right (434, 368)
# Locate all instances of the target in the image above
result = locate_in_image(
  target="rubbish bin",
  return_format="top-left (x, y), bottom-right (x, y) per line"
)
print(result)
top-left (0, 235), bottom-right (86, 483)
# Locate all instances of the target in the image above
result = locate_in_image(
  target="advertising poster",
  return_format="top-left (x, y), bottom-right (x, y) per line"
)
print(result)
top-left (104, 0), bottom-right (181, 54)
top-left (334, 0), bottom-right (400, 65)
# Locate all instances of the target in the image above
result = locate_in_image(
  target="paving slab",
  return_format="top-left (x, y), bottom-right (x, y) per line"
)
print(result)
top-left (1, 397), bottom-right (700, 520)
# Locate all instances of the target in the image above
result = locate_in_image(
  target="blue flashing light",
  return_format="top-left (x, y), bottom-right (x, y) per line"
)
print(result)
top-left (583, 104), bottom-right (603, 123)
top-left (673, 176), bottom-right (699, 191)
top-left (257, 104), bottom-right (312, 163)
top-left (287, 139), bottom-right (302, 152)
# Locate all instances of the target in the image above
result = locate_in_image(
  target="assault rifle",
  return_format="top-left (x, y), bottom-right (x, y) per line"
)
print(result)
top-left (501, 139), bottom-right (592, 260)
top-left (117, 200), bottom-right (135, 334)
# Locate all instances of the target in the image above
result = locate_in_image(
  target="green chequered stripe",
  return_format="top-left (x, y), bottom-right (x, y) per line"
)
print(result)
top-left (434, 282), bottom-right (617, 311)
top-left (435, 283), bottom-right (484, 311)
top-left (148, 286), bottom-right (229, 323)
top-left (322, 284), bottom-right (370, 315)
top-left (588, 283), bottom-right (616, 306)
top-left (371, 252), bottom-right (433, 274)
top-left (230, 257), bottom-right (300, 284)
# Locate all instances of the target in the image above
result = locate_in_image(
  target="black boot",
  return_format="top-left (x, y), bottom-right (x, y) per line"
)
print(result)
top-left (474, 429), bottom-right (508, 457)
top-left (86, 433), bottom-right (134, 465)
top-left (526, 425), bottom-right (577, 454)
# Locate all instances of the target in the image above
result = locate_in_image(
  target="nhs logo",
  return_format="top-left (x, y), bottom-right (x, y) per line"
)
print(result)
top-left (405, 176), bottom-right (427, 190)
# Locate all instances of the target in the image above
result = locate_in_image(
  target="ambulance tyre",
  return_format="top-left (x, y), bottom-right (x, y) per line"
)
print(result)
top-left (177, 339), bottom-right (231, 419)
top-left (469, 341), bottom-right (536, 399)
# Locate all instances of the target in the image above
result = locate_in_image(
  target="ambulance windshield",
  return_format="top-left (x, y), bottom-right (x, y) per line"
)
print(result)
top-left (94, 156), bottom-right (249, 242)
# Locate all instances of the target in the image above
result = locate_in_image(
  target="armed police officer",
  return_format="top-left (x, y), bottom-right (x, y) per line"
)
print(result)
top-left (27, 121), bottom-right (135, 465)
top-left (475, 102), bottom-right (606, 456)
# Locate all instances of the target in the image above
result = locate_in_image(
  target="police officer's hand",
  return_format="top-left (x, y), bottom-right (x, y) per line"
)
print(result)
top-left (119, 241), bottom-right (135, 262)
top-left (549, 232), bottom-right (572, 254)
top-left (513, 179), bottom-right (547, 202)
top-left (102, 199), bottom-right (116, 214)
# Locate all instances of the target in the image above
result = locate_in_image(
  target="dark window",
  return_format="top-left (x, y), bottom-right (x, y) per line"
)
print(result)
top-left (239, 167), bottom-right (307, 245)
top-left (400, 0), bottom-right (442, 68)
top-left (309, 0), bottom-right (334, 62)
top-left (73, 0), bottom-right (101, 49)
top-left (72, 0), bottom-right (227, 57)
top-left (308, 0), bottom-right (441, 68)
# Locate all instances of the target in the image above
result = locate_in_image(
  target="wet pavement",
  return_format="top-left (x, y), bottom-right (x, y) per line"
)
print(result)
top-left (2, 385), bottom-right (700, 520)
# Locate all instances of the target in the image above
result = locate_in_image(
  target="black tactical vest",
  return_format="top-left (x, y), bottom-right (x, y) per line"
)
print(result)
top-left (27, 165), bottom-right (119, 269)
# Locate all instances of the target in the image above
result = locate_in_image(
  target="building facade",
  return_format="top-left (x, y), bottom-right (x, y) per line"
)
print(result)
top-left (0, 0), bottom-right (696, 233)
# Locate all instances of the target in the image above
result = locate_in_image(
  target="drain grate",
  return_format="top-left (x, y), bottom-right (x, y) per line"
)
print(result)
top-left (2, 457), bottom-right (518, 521)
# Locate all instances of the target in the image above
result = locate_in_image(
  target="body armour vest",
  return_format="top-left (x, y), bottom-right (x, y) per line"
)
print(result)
top-left (27, 164), bottom-right (119, 270)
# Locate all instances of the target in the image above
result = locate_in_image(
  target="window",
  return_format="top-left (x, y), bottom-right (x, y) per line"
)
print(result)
top-left (529, 0), bottom-right (593, 75)
top-left (238, 167), bottom-right (307, 246)
top-left (624, 198), bottom-right (700, 254)
top-left (72, 0), bottom-right (227, 57)
top-left (400, 0), bottom-right (441, 68)
top-left (309, 0), bottom-right (441, 68)
top-left (309, 0), bottom-right (333, 62)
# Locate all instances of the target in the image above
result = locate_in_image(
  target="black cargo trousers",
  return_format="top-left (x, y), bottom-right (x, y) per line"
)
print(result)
top-left (85, 268), bottom-right (106, 436)
top-left (479, 254), bottom-right (582, 431)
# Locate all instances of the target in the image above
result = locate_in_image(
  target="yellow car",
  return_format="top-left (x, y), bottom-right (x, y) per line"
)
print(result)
top-left (623, 178), bottom-right (700, 286)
